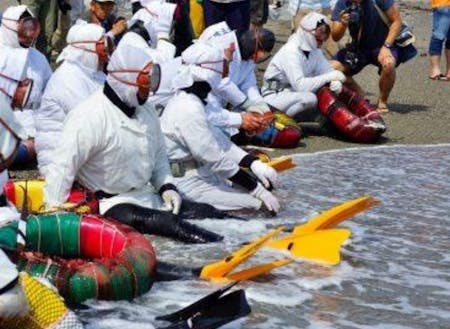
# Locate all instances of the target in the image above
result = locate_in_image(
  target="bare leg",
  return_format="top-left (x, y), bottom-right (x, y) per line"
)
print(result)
top-left (378, 62), bottom-right (396, 112)
top-left (429, 55), bottom-right (442, 77)
top-left (330, 60), bottom-right (365, 95)
top-left (445, 48), bottom-right (450, 77)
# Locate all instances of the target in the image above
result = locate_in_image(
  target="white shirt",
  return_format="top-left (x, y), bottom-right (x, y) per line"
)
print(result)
top-left (160, 91), bottom-right (240, 179)
top-left (34, 61), bottom-right (105, 177)
top-left (263, 33), bottom-right (333, 93)
top-left (44, 89), bottom-right (173, 213)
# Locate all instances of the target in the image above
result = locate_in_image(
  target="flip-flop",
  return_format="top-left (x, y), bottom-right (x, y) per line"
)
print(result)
top-left (429, 74), bottom-right (449, 81)
top-left (376, 105), bottom-right (390, 113)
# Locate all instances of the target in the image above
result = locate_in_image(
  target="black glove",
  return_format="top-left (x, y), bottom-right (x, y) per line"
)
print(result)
top-left (57, 0), bottom-right (72, 14)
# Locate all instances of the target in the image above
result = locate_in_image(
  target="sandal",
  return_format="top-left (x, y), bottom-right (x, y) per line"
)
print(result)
top-left (376, 104), bottom-right (390, 113)
top-left (429, 74), bottom-right (449, 81)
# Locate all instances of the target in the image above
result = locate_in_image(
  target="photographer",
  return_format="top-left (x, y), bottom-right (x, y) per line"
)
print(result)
top-left (330, 0), bottom-right (416, 113)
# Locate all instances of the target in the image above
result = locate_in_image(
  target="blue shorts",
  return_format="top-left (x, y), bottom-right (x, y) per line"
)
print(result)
top-left (335, 45), bottom-right (417, 75)
top-left (334, 47), bottom-right (399, 75)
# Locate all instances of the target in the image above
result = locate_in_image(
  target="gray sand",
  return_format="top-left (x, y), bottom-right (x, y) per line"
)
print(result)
top-left (263, 5), bottom-right (450, 155)
top-left (3, 2), bottom-right (448, 169)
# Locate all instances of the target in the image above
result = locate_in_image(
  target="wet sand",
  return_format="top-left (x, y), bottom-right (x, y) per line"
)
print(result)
top-left (261, 4), bottom-right (450, 155)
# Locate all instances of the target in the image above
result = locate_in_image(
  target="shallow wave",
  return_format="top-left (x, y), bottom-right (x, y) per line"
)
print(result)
top-left (80, 145), bottom-right (450, 328)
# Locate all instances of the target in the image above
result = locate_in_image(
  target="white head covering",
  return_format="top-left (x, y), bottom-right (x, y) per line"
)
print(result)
top-left (0, 47), bottom-right (29, 106)
top-left (297, 12), bottom-right (330, 51)
top-left (0, 5), bottom-right (33, 48)
top-left (128, 1), bottom-right (176, 47)
top-left (172, 42), bottom-right (225, 90)
top-left (56, 20), bottom-right (105, 73)
top-left (198, 22), bottom-right (241, 62)
top-left (106, 32), bottom-right (156, 108)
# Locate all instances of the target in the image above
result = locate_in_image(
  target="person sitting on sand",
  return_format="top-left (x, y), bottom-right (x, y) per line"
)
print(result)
top-left (198, 22), bottom-right (275, 137)
top-left (262, 13), bottom-right (346, 119)
top-left (43, 32), bottom-right (223, 244)
top-left (329, 0), bottom-right (417, 113)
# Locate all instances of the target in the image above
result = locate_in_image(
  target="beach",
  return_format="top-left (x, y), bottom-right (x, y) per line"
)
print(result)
top-left (261, 3), bottom-right (450, 155)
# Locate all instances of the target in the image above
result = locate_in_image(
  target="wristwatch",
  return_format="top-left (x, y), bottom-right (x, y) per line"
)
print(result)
top-left (383, 42), bottom-right (393, 49)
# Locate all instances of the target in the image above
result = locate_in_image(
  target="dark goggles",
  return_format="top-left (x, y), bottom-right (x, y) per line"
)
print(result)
top-left (2, 16), bottom-right (41, 46)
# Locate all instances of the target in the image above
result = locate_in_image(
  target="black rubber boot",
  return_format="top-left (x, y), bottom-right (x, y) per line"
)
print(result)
top-left (104, 203), bottom-right (223, 244)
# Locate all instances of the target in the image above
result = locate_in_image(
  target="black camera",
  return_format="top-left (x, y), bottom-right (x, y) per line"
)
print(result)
top-left (343, 44), bottom-right (359, 70)
top-left (343, 4), bottom-right (362, 26)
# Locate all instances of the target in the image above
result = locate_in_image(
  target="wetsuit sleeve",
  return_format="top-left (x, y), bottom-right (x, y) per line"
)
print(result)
top-left (228, 169), bottom-right (258, 191)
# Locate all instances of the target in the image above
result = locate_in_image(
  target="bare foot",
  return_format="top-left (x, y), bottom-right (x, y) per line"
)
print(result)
top-left (376, 102), bottom-right (390, 113)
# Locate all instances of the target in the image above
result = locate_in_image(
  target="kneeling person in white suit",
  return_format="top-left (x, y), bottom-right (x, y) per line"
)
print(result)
top-left (160, 48), bottom-right (280, 214)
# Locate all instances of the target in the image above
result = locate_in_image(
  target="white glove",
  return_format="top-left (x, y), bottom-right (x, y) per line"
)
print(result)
top-left (247, 102), bottom-right (271, 114)
top-left (152, 2), bottom-right (176, 39)
top-left (161, 189), bottom-right (182, 215)
top-left (324, 70), bottom-right (346, 83)
top-left (250, 160), bottom-right (278, 189)
top-left (250, 183), bottom-right (280, 214)
top-left (329, 80), bottom-right (343, 94)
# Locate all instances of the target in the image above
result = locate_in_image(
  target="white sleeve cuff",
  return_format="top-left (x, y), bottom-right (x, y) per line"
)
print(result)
top-left (228, 112), bottom-right (243, 128)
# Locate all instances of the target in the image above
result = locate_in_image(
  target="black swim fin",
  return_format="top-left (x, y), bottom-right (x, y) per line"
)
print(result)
top-left (156, 283), bottom-right (251, 329)
top-left (154, 261), bottom-right (199, 282)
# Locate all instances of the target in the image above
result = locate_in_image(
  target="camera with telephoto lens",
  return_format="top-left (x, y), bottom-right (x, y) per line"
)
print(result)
top-left (343, 3), bottom-right (362, 26)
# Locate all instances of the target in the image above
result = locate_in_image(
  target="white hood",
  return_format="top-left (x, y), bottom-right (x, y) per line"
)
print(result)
top-left (56, 20), bottom-right (105, 74)
top-left (128, 1), bottom-right (176, 48)
top-left (198, 22), bottom-right (242, 61)
top-left (106, 32), bottom-right (156, 108)
top-left (0, 46), bottom-right (29, 105)
top-left (0, 5), bottom-right (33, 48)
top-left (172, 42), bottom-right (224, 90)
top-left (296, 12), bottom-right (329, 52)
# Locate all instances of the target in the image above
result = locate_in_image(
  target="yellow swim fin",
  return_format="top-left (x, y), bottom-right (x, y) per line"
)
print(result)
top-left (267, 156), bottom-right (296, 172)
top-left (200, 227), bottom-right (284, 280)
top-left (209, 259), bottom-right (294, 283)
top-left (293, 196), bottom-right (380, 235)
top-left (266, 229), bottom-right (352, 265)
